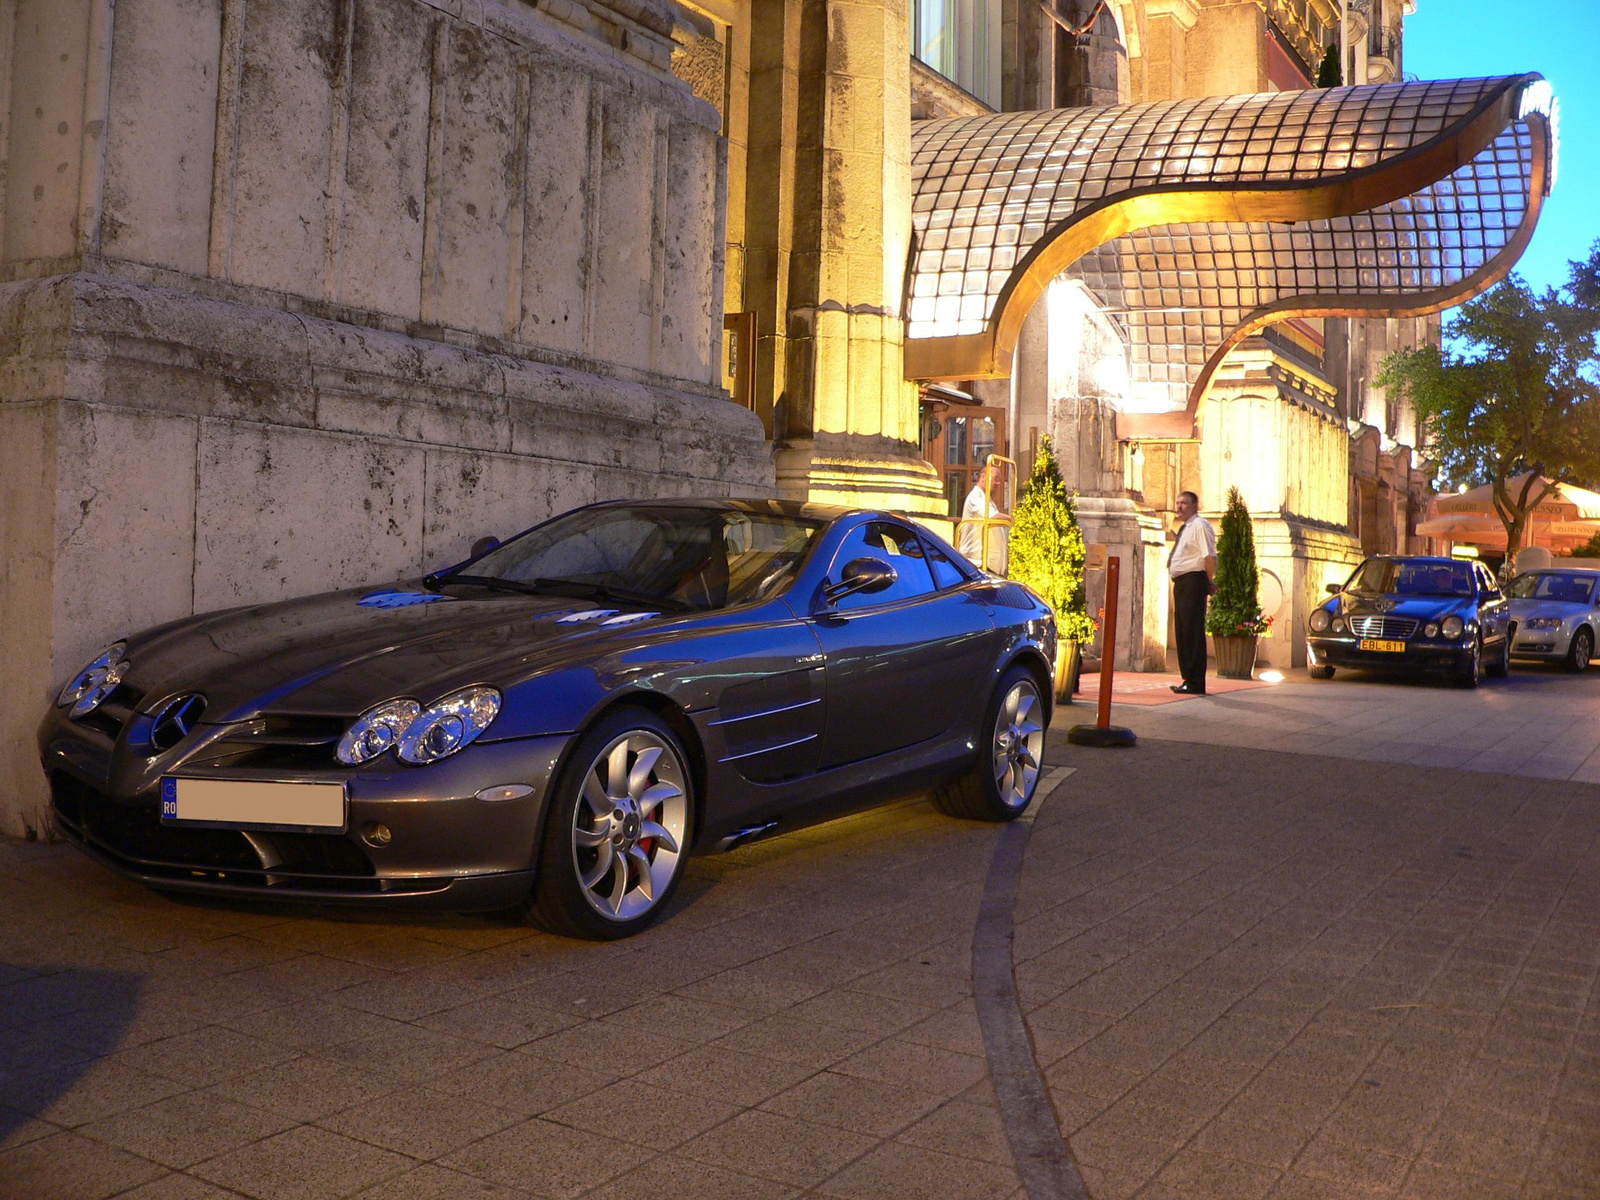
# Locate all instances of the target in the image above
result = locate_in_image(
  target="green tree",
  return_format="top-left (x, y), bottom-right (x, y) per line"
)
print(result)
top-left (1378, 244), bottom-right (1600, 569)
top-left (1009, 437), bottom-right (1096, 641)
top-left (1568, 530), bottom-right (1600, 558)
top-left (1316, 43), bottom-right (1342, 88)
top-left (1206, 488), bottom-right (1269, 636)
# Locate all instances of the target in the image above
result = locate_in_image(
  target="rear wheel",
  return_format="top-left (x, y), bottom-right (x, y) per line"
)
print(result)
top-left (524, 709), bottom-right (693, 940)
top-left (1308, 665), bottom-right (1335, 680)
top-left (1568, 627), bottom-right (1593, 673)
top-left (934, 666), bottom-right (1046, 822)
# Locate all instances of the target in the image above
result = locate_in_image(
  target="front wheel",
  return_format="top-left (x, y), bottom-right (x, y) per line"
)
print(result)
top-left (524, 709), bottom-right (694, 940)
top-left (1486, 635), bottom-right (1510, 678)
top-left (1567, 628), bottom-right (1593, 673)
top-left (934, 666), bottom-right (1046, 822)
top-left (1457, 637), bottom-right (1482, 689)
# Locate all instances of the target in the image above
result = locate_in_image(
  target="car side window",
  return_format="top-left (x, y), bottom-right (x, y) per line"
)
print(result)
top-left (925, 539), bottom-right (970, 590)
top-left (829, 522), bottom-right (938, 610)
top-left (1476, 564), bottom-right (1502, 600)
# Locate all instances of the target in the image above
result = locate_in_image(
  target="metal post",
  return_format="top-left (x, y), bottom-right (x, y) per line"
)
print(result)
top-left (1068, 554), bottom-right (1137, 747)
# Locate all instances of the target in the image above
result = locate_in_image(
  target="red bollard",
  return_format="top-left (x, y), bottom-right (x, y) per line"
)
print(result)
top-left (1068, 554), bottom-right (1137, 747)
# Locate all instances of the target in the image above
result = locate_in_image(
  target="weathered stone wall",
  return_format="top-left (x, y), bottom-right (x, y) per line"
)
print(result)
top-left (0, 0), bottom-right (774, 838)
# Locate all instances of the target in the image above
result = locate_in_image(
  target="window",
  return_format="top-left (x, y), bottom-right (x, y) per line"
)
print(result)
top-left (925, 538), bottom-right (972, 589)
top-left (913, 0), bottom-right (1001, 108)
top-left (1347, 558), bottom-right (1474, 598)
top-left (829, 522), bottom-right (938, 609)
top-left (1509, 572), bottom-right (1598, 604)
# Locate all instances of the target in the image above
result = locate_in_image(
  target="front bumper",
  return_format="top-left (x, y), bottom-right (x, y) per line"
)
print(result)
top-left (1306, 635), bottom-right (1473, 673)
top-left (39, 705), bottom-right (571, 911)
top-left (1510, 632), bottom-right (1567, 659)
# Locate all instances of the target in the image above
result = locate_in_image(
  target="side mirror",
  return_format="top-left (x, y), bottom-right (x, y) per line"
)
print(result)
top-left (1325, 583), bottom-right (1342, 595)
top-left (470, 535), bottom-right (501, 558)
top-left (822, 558), bottom-right (897, 605)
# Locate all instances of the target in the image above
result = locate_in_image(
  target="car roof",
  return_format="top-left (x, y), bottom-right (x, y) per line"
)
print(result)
top-left (584, 497), bottom-right (897, 523)
top-left (1365, 555), bottom-right (1471, 566)
top-left (1527, 566), bottom-right (1600, 574)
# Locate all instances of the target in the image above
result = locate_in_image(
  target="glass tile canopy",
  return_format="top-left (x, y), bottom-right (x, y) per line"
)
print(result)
top-left (906, 76), bottom-right (1558, 407)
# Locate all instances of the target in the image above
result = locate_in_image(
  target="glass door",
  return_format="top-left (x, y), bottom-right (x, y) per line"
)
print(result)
top-left (922, 407), bottom-right (1008, 519)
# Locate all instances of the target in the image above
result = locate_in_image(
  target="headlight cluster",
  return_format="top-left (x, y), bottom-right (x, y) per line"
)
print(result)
top-left (1523, 617), bottom-right (1562, 629)
top-left (337, 687), bottom-right (501, 766)
top-left (1309, 609), bottom-right (1332, 633)
top-left (57, 643), bottom-right (129, 718)
top-left (1441, 616), bottom-right (1465, 639)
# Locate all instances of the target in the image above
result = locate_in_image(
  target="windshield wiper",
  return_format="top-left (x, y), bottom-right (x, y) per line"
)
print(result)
top-left (430, 573), bottom-right (544, 596)
top-left (530, 578), bottom-right (691, 612)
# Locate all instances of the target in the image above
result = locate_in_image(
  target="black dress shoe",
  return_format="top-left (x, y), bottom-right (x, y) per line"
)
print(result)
top-left (1170, 683), bottom-right (1206, 695)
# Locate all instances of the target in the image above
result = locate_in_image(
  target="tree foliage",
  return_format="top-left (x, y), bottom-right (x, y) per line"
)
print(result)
top-left (1316, 43), bottom-right (1342, 88)
top-left (1009, 437), bottom-right (1097, 641)
top-left (1377, 243), bottom-right (1600, 567)
top-left (1206, 488), bottom-right (1269, 637)
top-left (1567, 530), bottom-right (1600, 559)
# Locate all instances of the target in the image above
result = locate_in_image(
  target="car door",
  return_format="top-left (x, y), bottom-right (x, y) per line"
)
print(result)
top-left (807, 519), bottom-right (995, 769)
top-left (1475, 563), bottom-right (1509, 646)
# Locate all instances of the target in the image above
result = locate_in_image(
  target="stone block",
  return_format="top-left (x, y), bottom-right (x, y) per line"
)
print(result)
top-left (338, 0), bottom-right (434, 317)
top-left (659, 120), bottom-right (719, 383)
top-left (4, 0), bottom-right (92, 261)
top-left (519, 64), bottom-right (593, 353)
top-left (192, 420), bottom-right (425, 608)
top-left (591, 91), bottom-right (659, 371)
top-left (432, 22), bottom-right (518, 336)
top-left (101, 0), bottom-right (223, 274)
top-left (229, 0), bottom-right (338, 294)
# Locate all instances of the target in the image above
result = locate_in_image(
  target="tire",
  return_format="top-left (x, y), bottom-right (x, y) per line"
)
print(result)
top-left (1486, 634), bottom-right (1510, 678)
top-left (1308, 664), bottom-right (1335, 680)
top-left (1457, 636), bottom-right (1482, 689)
top-left (934, 666), bottom-right (1046, 822)
top-left (524, 708), bottom-right (694, 940)
top-left (1568, 627), bottom-right (1593, 673)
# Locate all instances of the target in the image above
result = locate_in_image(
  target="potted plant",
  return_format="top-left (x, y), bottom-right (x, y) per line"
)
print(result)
top-left (1206, 487), bottom-right (1272, 678)
top-left (1009, 437), bottom-right (1097, 700)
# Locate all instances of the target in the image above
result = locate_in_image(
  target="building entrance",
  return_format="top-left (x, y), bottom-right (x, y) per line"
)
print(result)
top-left (921, 405), bottom-right (1009, 520)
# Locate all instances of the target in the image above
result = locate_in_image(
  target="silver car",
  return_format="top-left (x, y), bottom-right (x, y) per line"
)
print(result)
top-left (1508, 568), bottom-right (1600, 671)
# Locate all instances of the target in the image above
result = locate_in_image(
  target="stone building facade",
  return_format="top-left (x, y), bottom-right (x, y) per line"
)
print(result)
top-left (0, 0), bottom-right (772, 838)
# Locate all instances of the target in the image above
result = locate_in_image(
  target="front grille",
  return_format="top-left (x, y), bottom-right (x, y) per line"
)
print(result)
top-left (48, 772), bottom-right (403, 893)
top-left (1349, 615), bottom-right (1419, 640)
top-left (186, 713), bottom-right (348, 771)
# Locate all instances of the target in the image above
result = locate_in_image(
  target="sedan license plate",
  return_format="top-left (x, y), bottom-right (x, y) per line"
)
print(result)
top-left (1358, 638), bottom-right (1406, 654)
top-left (160, 777), bottom-right (346, 830)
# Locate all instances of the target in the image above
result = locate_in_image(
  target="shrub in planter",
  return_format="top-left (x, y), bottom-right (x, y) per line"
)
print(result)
top-left (1010, 437), bottom-right (1097, 697)
top-left (1205, 487), bottom-right (1272, 677)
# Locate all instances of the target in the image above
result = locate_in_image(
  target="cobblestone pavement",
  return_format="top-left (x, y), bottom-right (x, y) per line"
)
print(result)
top-left (3, 684), bottom-right (1598, 1198)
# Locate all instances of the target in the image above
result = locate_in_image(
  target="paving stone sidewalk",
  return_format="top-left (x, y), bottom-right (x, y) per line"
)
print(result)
top-left (2, 723), bottom-right (1598, 1200)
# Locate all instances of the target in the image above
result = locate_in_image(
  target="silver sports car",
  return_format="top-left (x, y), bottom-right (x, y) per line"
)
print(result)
top-left (1508, 568), bottom-right (1600, 671)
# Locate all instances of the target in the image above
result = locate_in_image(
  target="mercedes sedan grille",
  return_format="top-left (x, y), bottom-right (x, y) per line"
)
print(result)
top-left (1349, 615), bottom-right (1419, 639)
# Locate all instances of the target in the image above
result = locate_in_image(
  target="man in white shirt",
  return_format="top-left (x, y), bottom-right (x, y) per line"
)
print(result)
top-left (957, 476), bottom-right (1009, 575)
top-left (1168, 490), bottom-right (1217, 695)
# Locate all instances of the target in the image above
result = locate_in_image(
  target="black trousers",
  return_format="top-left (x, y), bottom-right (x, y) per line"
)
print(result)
top-left (1172, 570), bottom-right (1210, 692)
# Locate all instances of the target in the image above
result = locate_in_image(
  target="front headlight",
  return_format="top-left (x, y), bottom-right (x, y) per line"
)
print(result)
top-left (1524, 617), bottom-right (1562, 630)
top-left (1441, 615), bottom-right (1465, 639)
top-left (1425, 623), bottom-right (1440, 638)
top-left (337, 698), bottom-right (422, 765)
top-left (397, 687), bottom-right (501, 765)
top-left (1331, 616), bottom-right (1346, 633)
top-left (1309, 609), bottom-right (1331, 633)
top-left (57, 643), bottom-right (129, 717)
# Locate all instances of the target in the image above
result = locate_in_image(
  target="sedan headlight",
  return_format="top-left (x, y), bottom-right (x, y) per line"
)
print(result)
top-left (1424, 623), bottom-right (1440, 638)
top-left (396, 687), bottom-right (501, 765)
top-left (1309, 609), bottom-right (1331, 633)
top-left (337, 698), bottom-right (423, 765)
top-left (1441, 615), bottom-right (1465, 639)
top-left (1331, 616), bottom-right (1346, 633)
top-left (57, 643), bottom-right (129, 717)
top-left (1524, 617), bottom-right (1562, 630)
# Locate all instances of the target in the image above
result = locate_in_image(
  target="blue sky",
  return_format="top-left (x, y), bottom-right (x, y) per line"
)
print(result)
top-left (1406, 0), bottom-right (1600, 298)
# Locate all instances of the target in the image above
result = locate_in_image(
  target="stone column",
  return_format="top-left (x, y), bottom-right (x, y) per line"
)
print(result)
top-left (766, 0), bottom-right (941, 512)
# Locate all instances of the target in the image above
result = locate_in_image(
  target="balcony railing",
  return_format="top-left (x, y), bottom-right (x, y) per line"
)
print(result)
top-left (1264, 0), bottom-right (1336, 78)
top-left (1368, 25), bottom-right (1400, 64)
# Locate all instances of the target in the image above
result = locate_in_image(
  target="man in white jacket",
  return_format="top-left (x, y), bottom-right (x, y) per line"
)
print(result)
top-left (958, 476), bottom-right (1009, 575)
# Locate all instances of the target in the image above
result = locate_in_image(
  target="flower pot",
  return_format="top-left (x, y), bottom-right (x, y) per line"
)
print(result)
top-left (1054, 639), bottom-right (1082, 702)
top-left (1213, 634), bottom-right (1257, 680)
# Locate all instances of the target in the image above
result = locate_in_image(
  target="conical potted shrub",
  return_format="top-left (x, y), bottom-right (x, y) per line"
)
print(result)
top-left (1009, 437), bottom-right (1097, 700)
top-left (1206, 487), bottom-right (1271, 678)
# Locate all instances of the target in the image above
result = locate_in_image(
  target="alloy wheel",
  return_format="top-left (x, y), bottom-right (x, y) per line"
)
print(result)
top-left (1576, 630), bottom-right (1593, 672)
top-left (992, 678), bottom-right (1044, 810)
top-left (570, 731), bottom-right (688, 921)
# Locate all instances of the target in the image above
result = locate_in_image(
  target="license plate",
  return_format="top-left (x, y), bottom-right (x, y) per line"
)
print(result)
top-left (160, 778), bottom-right (346, 830)
top-left (1359, 638), bottom-right (1406, 653)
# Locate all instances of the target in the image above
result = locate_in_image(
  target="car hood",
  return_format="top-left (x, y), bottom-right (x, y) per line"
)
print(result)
top-left (1508, 598), bottom-right (1587, 621)
top-left (1338, 593), bottom-right (1471, 620)
top-left (117, 584), bottom-right (695, 722)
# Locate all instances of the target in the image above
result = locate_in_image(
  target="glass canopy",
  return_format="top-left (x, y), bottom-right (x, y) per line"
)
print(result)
top-left (906, 75), bottom-right (1558, 411)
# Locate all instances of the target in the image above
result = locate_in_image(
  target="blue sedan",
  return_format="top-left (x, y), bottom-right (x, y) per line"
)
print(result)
top-left (1306, 556), bottom-right (1513, 687)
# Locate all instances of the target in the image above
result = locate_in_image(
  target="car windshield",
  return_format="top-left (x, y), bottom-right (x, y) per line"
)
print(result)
top-left (443, 506), bottom-right (824, 611)
top-left (1509, 572), bottom-right (1598, 603)
top-left (1346, 559), bottom-right (1475, 598)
